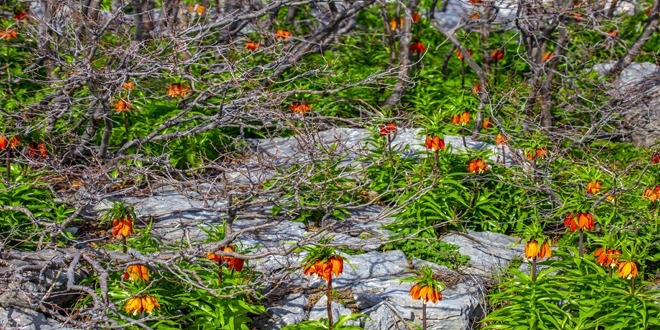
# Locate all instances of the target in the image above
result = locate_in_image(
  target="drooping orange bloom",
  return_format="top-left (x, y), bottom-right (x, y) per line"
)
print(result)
top-left (425, 135), bottom-right (445, 152)
top-left (303, 256), bottom-right (344, 282)
top-left (409, 42), bottom-right (425, 54)
top-left (114, 99), bottom-right (130, 112)
top-left (467, 159), bottom-right (488, 173)
top-left (0, 136), bottom-right (7, 150)
top-left (576, 212), bottom-right (595, 231)
top-left (524, 240), bottom-right (539, 260)
top-left (124, 264), bottom-right (150, 281)
top-left (491, 49), bottom-right (504, 61)
top-left (564, 213), bottom-right (578, 232)
top-left (471, 13), bottom-right (480, 19)
top-left (187, 5), bottom-right (206, 14)
top-left (456, 49), bottom-right (473, 60)
top-left (14, 12), bottom-right (28, 20)
top-left (647, 8), bottom-right (651, 15)
top-left (389, 18), bottom-right (404, 30)
top-left (9, 136), bottom-right (20, 148)
top-left (166, 83), bottom-right (191, 98)
top-left (495, 133), bottom-right (507, 146)
top-left (0, 30), bottom-right (18, 40)
top-left (452, 111), bottom-right (470, 125)
top-left (125, 295), bottom-right (161, 315)
top-left (651, 152), bottom-right (660, 164)
top-left (542, 52), bottom-right (554, 61)
top-left (594, 248), bottom-right (621, 268)
top-left (608, 30), bottom-right (618, 38)
top-left (379, 123), bottom-right (397, 137)
top-left (275, 29), bottom-right (291, 39)
top-left (617, 261), bottom-right (638, 280)
top-left (642, 186), bottom-right (660, 202)
top-left (227, 257), bottom-right (245, 272)
top-left (208, 246), bottom-right (244, 271)
top-left (469, 0), bottom-right (482, 3)
top-left (412, 12), bottom-right (421, 22)
top-left (206, 252), bottom-right (221, 262)
top-left (112, 217), bottom-right (133, 238)
top-left (472, 82), bottom-right (481, 95)
top-left (482, 117), bottom-right (493, 129)
top-left (245, 41), bottom-right (259, 51)
top-left (122, 81), bottom-right (135, 91)
top-left (535, 147), bottom-right (548, 158)
top-left (538, 242), bottom-right (552, 259)
top-left (586, 181), bottom-right (601, 194)
top-left (409, 284), bottom-right (442, 303)
top-left (28, 143), bottom-right (39, 157)
top-left (288, 102), bottom-right (312, 114)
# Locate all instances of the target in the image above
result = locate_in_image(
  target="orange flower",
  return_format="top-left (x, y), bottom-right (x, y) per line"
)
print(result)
top-left (275, 29), bottom-right (291, 39)
top-left (491, 49), bottom-right (504, 61)
top-left (288, 102), bottom-right (312, 114)
top-left (124, 264), bottom-right (150, 281)
top-left (112, 217), bottom-right (133, 238)
top-left (389, 18), bottom-right (404, 30)
top-left (535, 147), bottom-right (548, 158)
top-left (472, 82), bottom-right (481, 95)
top-left (647, 8), bottom-right (651, 15)
top-left (608, 30), bottom-right (618, 38)
top-left (594, 248), bottom-right (621, 268)
top-left (125, 295), bottom-right (161, 315)
top-left (617, 261), bottom-right (638, 280)
top-left (495, 133), bottom-right (507, 146)
top-left (0, 30), bottom-right (18, 40)
top-left (542, 52), bottom-right (554, 61)
top-left (652, 152), bottom-right (660, 164)
top-left (456, 49), bottom-right (472, 60)
top-left (564, 213), bottom-right (578, 232)
top-left (482, 117), bottom-right (493, 129)
top-left (379, 123), bottom-right (397, 137)
top-left (643, 187), bottom-right (660, 202)
top-left (14, 12), bottom-right (28, 20)
top-left (572, 13), bottom-right (583, 22)
top-left (425, 135), bottom-right (445, 152)
top-left (586, 181), bottom-right (601, 194)
top-left (538, 242), bottom-right (552, 259)
top-left (206, 252), bottom-right (221, 263)
top-left (303, 256), bottom-right (344, 282)
top-left (452, 112), bottom-right (470, 125)
top-left (245, 41), bottom-right (259, 51)
top-left (469, 0), bottom-right (482, 3)
top-left (409, 42), bottom-right (425, 54)
top-left (122, 81), bottom-right (135, 91)
top-left (328, 255), bottom-right (344, 277)
top-left (114, 99), bottom-right (130, 112)
top-left (228, 257), bottom-right (245, 272)
top-left (412, 12), bottom-right (421, 23)
top-left (0, 136), bottom-right (7, 150)
top-left (471, 13), bottom-right (480, 19)
top-left (9, 136), bottom-right (20, 148)
top-left (467, 159), bottom-right (488, 173)
top-left (409, 284), bottom-right (442, 303)
top-left (524, 240), bottom-right (539, 260)
top-left (576, 212), bottom-right (594, 231)
top-left (187, 5), bottom-right (206, 14)
top-left (166, 83), bottom-right (191, 98)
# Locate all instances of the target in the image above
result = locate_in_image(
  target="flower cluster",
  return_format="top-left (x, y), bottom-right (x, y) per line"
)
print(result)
top-left (303, 256), bottom-right (344, 282)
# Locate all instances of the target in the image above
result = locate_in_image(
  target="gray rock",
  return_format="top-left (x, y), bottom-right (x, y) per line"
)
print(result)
top-left (0, 307), bottom-right (77, 330)
top-left (333, 251), bottom-right (410, 289)
top-left (309, 295), bottom-right (356, 325)
top-left (360, 302), bottom-right (411, 330)
top-left (255, 294), bottom-right (308, 330)
top-left (442, 230), bottom-right (523, 277)
top-left (354, 292), bottom-right (384, 310)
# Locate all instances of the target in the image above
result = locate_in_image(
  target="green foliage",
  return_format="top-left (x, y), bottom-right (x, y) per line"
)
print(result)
top-left (282, 313), bottom-right (369, 330)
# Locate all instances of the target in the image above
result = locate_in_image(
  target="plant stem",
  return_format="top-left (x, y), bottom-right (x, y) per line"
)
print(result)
top-left (609, 267), bottom-right (612, 278)
top-left (122, 235), bottom-right (127, 253)
top-left (579, 229), bottom-right (584, 258)
top-left (631, 278), bottom-right (635, 295)
top-left (493, 61), bottom-right (498, 85)
top-left (501, 144), bottom-right (506, 165)
top-left (218, 261), bottom-right (223, 285)
top-left (5, 148), bottom-right (10, 184)
top-left (387, 134), bottom-right (393, 161)
top-left (434, 150), bottom-right (439, 171)
top-left (461, 58), bottom-right (465, 87)
top-left (532, 257), bottom-right (537, 281)
top-left (422, 301), bottom-right (427, 330)
top-left (461, 126), bottom-right (467, 150)
top-left (123, 111), bottom-right (129, 140)
top-left (327, 277), bottom-right (333, 330)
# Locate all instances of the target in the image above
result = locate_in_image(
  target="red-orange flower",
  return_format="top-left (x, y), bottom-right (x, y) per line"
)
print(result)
top-left (594, 248), bottom-right (621, 268)
top-left (275, 29), bottom-right (291, 39)
top-left (452, 112), bottom-right (470, 125)
top-left (112, 217), bottom-right (133, 237)
top-left (124, 264), bottom-right (150, 281)
top-left (538, 242), bottom-right (552, 259)
top-left (409, 284), bottom-right (442, 303)
top-left (542, 52), bottom-right (554, 61)
top-left (652, 152), bottom-right (660, 164)
top-left (482, 117), bottom-right (493, 129)
top-left (166, 83), bottom-right (191, 98)
top-left (303, 256), bottom-right (344, 282)
top-left (28, 143), bottom-right (39, 157)
top-left (469, 0), bottom-right (482, 3)
top-left (647, 8), bottom-right (651, 15)
top-left (467, 159), bottom-right (488, 173)
top-left (491, 49), bottom-right (504, 61)
top-left (114, 99), bottom-right (130, 112)
top-left (412, 12), bottom-right (421, 22)
top-left (617, 261), bottom-right (638, 279)
top-left (425, 135), bottom-right (445, 152)
top-left (495, 133), bottom-right (507, 146)
top-left (586, 181), bottom-right (601, 194)
top-left (572, 13), bottom-right (583, 22)
top-left (535, 147), bottom-right (548, 158)
top-left (0, 136), bottom-right (7, 150)
top-left (643, 186), bottom-right (660, 202)
top-left (608, 30), bottom-right (618, 38)
top-left (9, 136), bottom-right (20, 148)
top-left (409, 42), bottom-right (425, 54)
top-left (245, 41), bottom-right (259, 51)
top-left (576, 212), bottom-right (595, 231)
top-left (14, 12), bottom-right (28, 20)
top-left (456, 49), bottom-right (473, 60)
top-left (38, 143), bottom-right (47, 157)
top-left (564, 213), bottom-right (578, 232)
top-left (472, 82), bottom-right (481, 95)
top-left (122, 81), bottom-right (135, 91)
top-left (288, 102), bottom-right (312, 114)
top-left (471, 13), bottom-right (480, 19)
top-left (0, 30), bottom-right (18, 40)
top-left (379, 123), bottom-right (397, 137)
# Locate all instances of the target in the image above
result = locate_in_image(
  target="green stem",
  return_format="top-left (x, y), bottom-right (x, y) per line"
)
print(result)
top-left (5, 148), bottom-right (10, 184)
top-left (327, 276), bottom-right (333, 330)
top-left (579, 229), bottom-right (584, 258)
top-left (532, 257), bottom-right (537, 281)
top-left (461, 58), bottom-right (465, 88)
top-left (218, 261), bottom-right (223, 286)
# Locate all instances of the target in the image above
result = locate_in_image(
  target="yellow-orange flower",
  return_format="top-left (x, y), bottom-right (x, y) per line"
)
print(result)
top-left (467, 159), bottom-right (488, 173)
top-left (425, 135), bottom-right (445, 152)
top-left (187, 5), bottom-right (206, 14)
top-left (542, 52), bottom-right (553, 61)
top-left (166, 83), bottom-right (191, 98)
top-left (586, 181), bottom-right (601, 194)
top-left (495, 133), bottom-right (507, 146)
top-left (124, 264), bottom-right (149, 281)
top-left (275, 29), bottom-right (291, 39)
top-left (524, 240), bottom-right (539, 260)
top-left (112, 217), bottom-right (133, 238)
top-left (125, 295), bottom-right (161, 315)
top-left (617, 261), bottom-right (638, 280)
top-left (576, 212), bottom-right (594, 231)
top-left (245, 41), bottom-right (259, 51)
top-left (409, 284), bottom-right (442, 303)
top-left (482, 117), bottom-right (493, 129)
top-left (538, 241), bottom-right (552, 259)
top-left (114, 99), bottom-right (130, 112)
top-left (123, 81), bottom-right (135, 91)
top-left (389, 18), bottom-right (403, 30)
top-left (642, 186), bottom-right (660, 202)
top-left (0, 30), bottom-right (18, 40)
top-left (594, 248), bottom-right (621, 268)
top-left (452, 111), bottom-right (470, 125)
